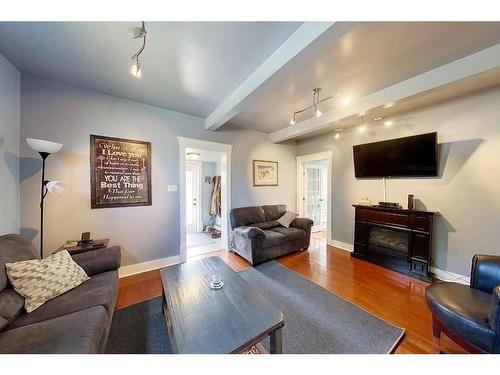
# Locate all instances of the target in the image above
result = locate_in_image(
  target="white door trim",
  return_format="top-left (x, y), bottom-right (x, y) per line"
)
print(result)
top-left (178, 137), bottom-right (233, 263)
top-left (296, 151), bottom-right (333, 246)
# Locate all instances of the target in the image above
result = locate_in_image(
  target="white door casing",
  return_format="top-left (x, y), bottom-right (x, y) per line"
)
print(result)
top-left (178, 137), bottom-right (232, 263)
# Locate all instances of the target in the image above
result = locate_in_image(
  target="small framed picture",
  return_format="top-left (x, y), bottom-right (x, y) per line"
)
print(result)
top-left (253, 160), bottom-right (278, 186)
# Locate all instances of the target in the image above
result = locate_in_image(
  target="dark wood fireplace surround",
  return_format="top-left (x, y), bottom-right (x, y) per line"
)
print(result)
top-left (352, 205), bottom-right (436, 281)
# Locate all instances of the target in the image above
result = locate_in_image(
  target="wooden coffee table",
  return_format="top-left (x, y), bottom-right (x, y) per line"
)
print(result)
top-left (160, 256), bottom-right (284, 354)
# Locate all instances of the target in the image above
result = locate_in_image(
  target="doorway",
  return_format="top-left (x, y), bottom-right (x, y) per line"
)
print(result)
top-left (297, 151), bottom-right (333, 245)
top-left (178, 138), bottom-right (232, 262)
top-left (185, 160), bottom-right (202, 234)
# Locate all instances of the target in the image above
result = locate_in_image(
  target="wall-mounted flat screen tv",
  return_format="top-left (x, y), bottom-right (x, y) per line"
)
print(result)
top-left (353, 132), bottom-right (438, 178)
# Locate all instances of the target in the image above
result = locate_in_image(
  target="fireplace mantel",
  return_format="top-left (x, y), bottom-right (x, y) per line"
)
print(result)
top-left (352, 204), bottom-right (436, 281)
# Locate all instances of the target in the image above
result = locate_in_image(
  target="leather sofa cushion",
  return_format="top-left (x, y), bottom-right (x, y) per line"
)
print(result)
top-left (230, 206), bottom-right (266, 229)
top-left (262, 230), bottom-right (287, 249)
top-left (0, 288), bottom-right (24, 331)
top-left (426, 282), bottom-right (496, 352)
top-left (0, 234), bottom-right (37, 292)
top-left (250, 221), bottom-right (270, 230)
top-left (267, 220), bottom-right (281, 229)
top-left (9, 270), bottom-right (118, 329)
top-left (269, 227), bottom-right (306, 242)
top-left (262, 204), bottom-right (287, 222)
top-left (0, 306), bottom-right (107, 354)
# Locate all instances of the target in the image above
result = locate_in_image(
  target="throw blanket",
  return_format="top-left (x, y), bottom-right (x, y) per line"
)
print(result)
top-left (210, 176), bottom-right (221, 217)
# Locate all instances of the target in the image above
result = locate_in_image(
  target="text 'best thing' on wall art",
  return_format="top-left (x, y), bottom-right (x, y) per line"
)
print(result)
top-left (90, 134), bottom-right (152, 208)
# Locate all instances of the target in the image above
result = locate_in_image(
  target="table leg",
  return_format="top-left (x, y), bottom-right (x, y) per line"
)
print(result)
top-left (270, 327), bottom-right (283, 354)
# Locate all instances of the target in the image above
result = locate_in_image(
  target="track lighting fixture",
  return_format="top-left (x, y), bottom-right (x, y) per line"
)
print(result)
top-left (129, 21), bottom-right (147, 78)
top-left (289, 88), bottom-right (350, 126)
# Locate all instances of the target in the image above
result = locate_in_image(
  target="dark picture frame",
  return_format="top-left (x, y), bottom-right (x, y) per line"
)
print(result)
top-left (253, 160), bottom-right (278, 186)
top-left (90, 134), bottom-right (152, 209)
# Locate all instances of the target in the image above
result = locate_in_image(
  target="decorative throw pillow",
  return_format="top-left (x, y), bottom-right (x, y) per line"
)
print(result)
top-left (277, 210), bottom-right (298, 228)
top-left (5, 250), bottom-right (89, 313)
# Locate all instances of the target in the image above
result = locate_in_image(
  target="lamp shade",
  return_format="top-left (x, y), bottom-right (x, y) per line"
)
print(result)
top-left (26, 138), bottom-right (63, 154)
top-left (46, 180), bottom-right (65, 194)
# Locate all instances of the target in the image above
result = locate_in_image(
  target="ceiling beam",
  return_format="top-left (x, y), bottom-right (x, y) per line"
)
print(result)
top-left (268, 42), bottom-right (500, 143)
top-left (204, 22), bottom-right (340, 131)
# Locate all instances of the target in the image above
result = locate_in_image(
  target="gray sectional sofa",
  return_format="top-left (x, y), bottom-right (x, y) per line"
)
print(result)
top-left (0, 234), bottom-right (121, 353)
top-left (230, 204), bottom-right (313, 265)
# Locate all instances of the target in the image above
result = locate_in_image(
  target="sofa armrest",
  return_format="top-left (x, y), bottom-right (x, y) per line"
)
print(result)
top-left (290, 217), bottom-right (313, 231)
top-left (470, 254), bottom-right (500, 293)
top-left (233, 226), bottom-right (266, 240)
top-left (71, 246), bottom-right (121, 276)
top-left (489, 286), bottom-right (500, 333)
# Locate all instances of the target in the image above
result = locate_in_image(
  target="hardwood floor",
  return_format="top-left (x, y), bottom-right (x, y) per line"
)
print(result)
top-left (116, 235), bottom-right (467, 354)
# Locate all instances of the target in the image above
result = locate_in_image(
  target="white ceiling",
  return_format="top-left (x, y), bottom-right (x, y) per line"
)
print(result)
top-left (227, 22), bottom-right (500, 133)
top-left (1, 21), bottom-right (500, 141)
top-left (0, 21), bottom-right (301, 117)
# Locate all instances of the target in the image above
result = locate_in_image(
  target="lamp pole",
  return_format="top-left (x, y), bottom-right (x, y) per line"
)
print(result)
top-left (39, 152), bottom-right (50, 259)
top-left (26, 138), bottom-right (63, 259)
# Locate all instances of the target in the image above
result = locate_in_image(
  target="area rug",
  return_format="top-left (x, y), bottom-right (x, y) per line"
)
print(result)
top-left (106, 297), bottom-right (172, 354)
top-left (238, 261), bottom-right (404, 354)
top-left (106, 261), bottom-right (404, 354)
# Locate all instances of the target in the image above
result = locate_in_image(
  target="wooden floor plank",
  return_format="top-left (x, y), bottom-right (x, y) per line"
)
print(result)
top-left (116, 237), bottom-right (468, 354)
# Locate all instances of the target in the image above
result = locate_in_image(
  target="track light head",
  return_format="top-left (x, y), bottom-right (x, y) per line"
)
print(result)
top-left (131, 57), bottom-right (142, 78)
top-left (129, 22), bottom-right (147, 78)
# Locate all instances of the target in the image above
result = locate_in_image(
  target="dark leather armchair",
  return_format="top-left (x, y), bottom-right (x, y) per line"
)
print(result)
top-left (426, 255), bottom-right (500, 353)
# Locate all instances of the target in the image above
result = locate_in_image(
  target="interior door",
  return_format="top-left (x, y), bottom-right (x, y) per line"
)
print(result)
top-left (185, 165), bottom-right (199, 233)
top-left (303, 163), bottom-right (327, 232)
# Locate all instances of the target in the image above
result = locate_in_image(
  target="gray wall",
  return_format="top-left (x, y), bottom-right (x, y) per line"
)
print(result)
top-left (20, 75), bottom-right (296, 266)
top-left (297, 86), bottom-right (500, 276)
top-left (0, 54), bottom-right (20, 234)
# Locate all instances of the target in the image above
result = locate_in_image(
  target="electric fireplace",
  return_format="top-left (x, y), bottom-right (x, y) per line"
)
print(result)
top-left (352, 205), bottom-right (436, 281)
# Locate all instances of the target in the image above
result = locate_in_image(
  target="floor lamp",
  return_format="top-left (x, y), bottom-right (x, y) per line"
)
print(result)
top-left (26, 138), bottom-right (64, 259)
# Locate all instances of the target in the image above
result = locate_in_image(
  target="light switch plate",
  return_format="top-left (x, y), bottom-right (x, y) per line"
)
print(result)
top-left (167, 185), bottom-right (178, 192)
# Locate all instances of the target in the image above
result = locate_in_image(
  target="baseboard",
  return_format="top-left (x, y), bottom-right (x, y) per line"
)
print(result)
top-left (329, 239), bottom-right (354, 252)
top-left (118, 255), bottom-right (181, 278)
top-left (431, 267), bottom-right (469, 285)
